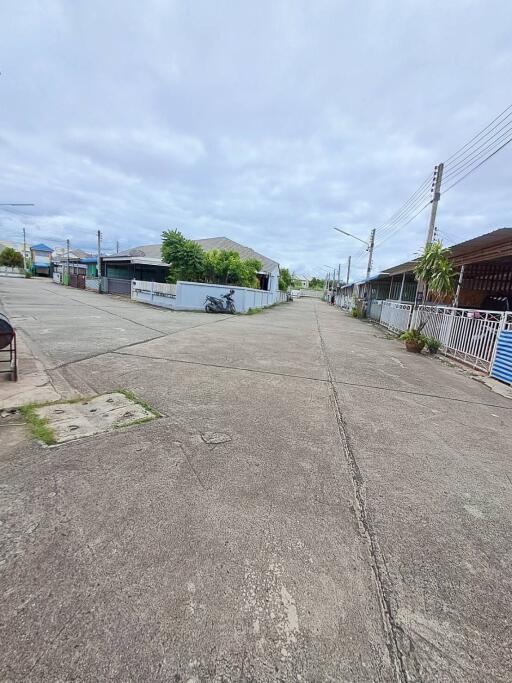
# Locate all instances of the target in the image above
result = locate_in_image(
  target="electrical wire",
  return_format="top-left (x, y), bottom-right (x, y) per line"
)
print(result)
top-left (374, 200), bottom-right (432, 247)
top-left (443, 137), bottom-right (512, 193)
top-left (375, 190), bottom-right (432, 241)
top-left (373, 175), bottom-right (432, 237)
top-left (444, 103), bottom-right (512, 164)
top-left (442, 122), bottom-right (512, 181)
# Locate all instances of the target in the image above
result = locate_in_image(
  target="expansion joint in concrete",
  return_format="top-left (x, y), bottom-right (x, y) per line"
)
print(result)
top-left (314, 305), bottom-right (411, 683)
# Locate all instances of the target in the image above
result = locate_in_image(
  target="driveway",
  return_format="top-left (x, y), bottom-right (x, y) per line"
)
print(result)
top-left (1, 279), bottom-right (511, 682)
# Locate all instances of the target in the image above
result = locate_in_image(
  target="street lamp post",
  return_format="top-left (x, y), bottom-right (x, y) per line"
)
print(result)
top-left (333, 227), bottom-right (376, 278)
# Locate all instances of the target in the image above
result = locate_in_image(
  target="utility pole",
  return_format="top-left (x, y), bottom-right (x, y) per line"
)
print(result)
top-left (346, 256), bottom-right (351, 284)
top-left (66, 238), bottom-right (70, 283)
top-left (417, 163), bottom-right (444, 302)
top-left (97, 230), bottom-right (102, 279)
top-left (337, 263), bottom-right (341, 287)
top-left (116, 240), bottom-right (119, 254)
top-left (22, 227), bottom-right (27, 270)
top-left (425, 163), bottom-right (444, 246)
top-left (453, 265), bottom-right (465, 307)
top-left (366, 228), bottom-right (376, 278)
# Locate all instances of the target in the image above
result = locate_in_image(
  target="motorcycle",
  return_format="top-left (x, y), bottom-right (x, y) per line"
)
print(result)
top-left (204, 289), bottom-right (236, 314)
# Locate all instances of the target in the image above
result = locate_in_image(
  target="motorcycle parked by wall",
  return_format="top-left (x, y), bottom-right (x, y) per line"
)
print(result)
top-left (204, 289), bottom-right (236, 314)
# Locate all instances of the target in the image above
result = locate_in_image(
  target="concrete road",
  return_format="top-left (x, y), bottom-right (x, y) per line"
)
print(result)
top-left (1, 279), bottom-right (511, 682)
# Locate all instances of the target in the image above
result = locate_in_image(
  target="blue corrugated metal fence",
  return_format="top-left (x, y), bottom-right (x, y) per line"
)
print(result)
top-left (491, 329), bottom-right (512, 386)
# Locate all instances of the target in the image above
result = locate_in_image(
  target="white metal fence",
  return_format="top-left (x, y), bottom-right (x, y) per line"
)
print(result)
top-left (380, 301), bottom-right (413, 334)
top-left (0, 266), bottom-right (24, 278)
top-left (131, 280), bottom-right (176, 308)
top-left (336, 293), bottom-right (353, 310)
top-left (299, 289), bottom-right (324, 298)
top-left (368, 299), bottom-right (383, 322)
top-left (411, 305), bottom-right (504, 371)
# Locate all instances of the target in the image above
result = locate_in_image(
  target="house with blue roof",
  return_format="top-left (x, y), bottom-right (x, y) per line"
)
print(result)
top-left (30, 243), bottom-right (53, 277)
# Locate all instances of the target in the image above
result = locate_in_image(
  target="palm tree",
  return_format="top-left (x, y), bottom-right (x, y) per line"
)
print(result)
top-left (412, 241), bottom-right (456, 334)
top-left (414, 241), bottom-right (455, 301)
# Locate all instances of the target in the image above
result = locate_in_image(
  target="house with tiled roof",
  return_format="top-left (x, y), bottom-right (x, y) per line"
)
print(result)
top-left (101, 236), bottom-right (280, 294)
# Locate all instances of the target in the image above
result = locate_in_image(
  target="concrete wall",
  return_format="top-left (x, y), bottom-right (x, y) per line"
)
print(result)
top-left (131, 280), bottom-right (176, 308)
top-left (175, 281), bottom-right (278, 313)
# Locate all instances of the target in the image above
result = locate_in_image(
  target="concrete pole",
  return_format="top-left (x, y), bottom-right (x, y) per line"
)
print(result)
top-left (453, 265), bottom-right (465, 308)
top-left (66, 238), bottom-right (70, 278)
top-left (417, 163), bottom-right (444, 303)
top-left (97, 230), bottom-right (101, 279)
top-left (22, 227), bottom-right (27, 271)
top-left (425, 163), bottom-right (444, 246)
top-left (366, 229), bottom-right (375, 278)
top-left (346, 255), bottom-right (351, 284)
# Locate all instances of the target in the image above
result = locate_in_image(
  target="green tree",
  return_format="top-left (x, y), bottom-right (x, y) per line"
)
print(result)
top-left (410, 241), bottom-right (456, 336)
top-left (414, 241), bottom-right (455, 302)
top-left (161, 229), bottom-right (205, 283)
top-left (161, 230), bottom-right (262, 287)
top-left (203, 249), bottom-right (261, 287)
top-left (309, 277), bottom-right (325, 290)
top-left (278, 267), bottom-right (293, 291)
top-left (0, 247), bottom-right (24, 268)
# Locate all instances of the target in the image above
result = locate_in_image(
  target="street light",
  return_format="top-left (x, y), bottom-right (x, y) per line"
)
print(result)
top-left (333, 227), bottom-right (368, 246)
top-left (0, 203), bottom-right (35, 207)
top-left (333, 226), bottom-right (376, 278)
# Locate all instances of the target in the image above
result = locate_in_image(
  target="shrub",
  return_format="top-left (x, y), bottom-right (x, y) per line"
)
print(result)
top-left (399, 329), bottom-right (427, 344)
top-left (425, 337), bottom-right (441, 354)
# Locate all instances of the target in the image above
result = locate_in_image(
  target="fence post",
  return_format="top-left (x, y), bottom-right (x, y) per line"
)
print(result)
top-left (408, 305), bottom-right (416, 331)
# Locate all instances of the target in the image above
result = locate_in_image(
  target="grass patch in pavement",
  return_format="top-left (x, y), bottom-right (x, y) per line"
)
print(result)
top-left (18, 404), bottom-right (57, 445)
top-left (19, 390), bottom-right (160, 445)
top-left (115, 388), bottom-right (161, 417)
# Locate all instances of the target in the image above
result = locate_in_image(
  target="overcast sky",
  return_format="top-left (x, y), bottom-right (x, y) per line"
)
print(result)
top-left (1, 1), bottom-right (511, 280)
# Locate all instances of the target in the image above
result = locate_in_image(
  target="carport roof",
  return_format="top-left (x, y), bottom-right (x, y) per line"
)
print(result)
top-left (385, 227), bottom-right (512, 275)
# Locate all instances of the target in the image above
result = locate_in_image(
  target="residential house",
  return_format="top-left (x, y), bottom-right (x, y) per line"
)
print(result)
top-left (30, 243), bottom-right (53, 277)
top-left (100, 236), bottom-right (280, 296)
top-left (295, 275), bottom-right (310, 289)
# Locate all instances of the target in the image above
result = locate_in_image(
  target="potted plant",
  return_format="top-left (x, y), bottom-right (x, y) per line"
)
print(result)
top-left (399, 241), bottom-right (456, 353)
top-left (425, 337), bottom-right (441, 355)
top-left (400, 329), bottom-right (427, 353)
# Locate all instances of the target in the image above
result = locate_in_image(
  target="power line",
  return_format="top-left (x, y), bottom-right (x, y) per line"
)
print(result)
top-left (375, 189), bottom-right (432, 241)
top-left (442, 122), bottom-right (512, 181)
top-left (444, 103), bottom-right (512, 164)
top-left (443, 137), bottom-right (512, 193)
top-left (373, 175), bottom-right (432, 237)
top-left (374, 200), bottom-right (432, 247)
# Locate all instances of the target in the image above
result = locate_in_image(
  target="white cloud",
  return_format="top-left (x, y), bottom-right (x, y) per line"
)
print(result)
top-left (0, 1), bottom-right (511, 278)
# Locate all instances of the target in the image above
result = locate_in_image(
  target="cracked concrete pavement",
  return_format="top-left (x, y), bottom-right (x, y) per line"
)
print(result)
top-left (1, 278), bottom-right (511, 682)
